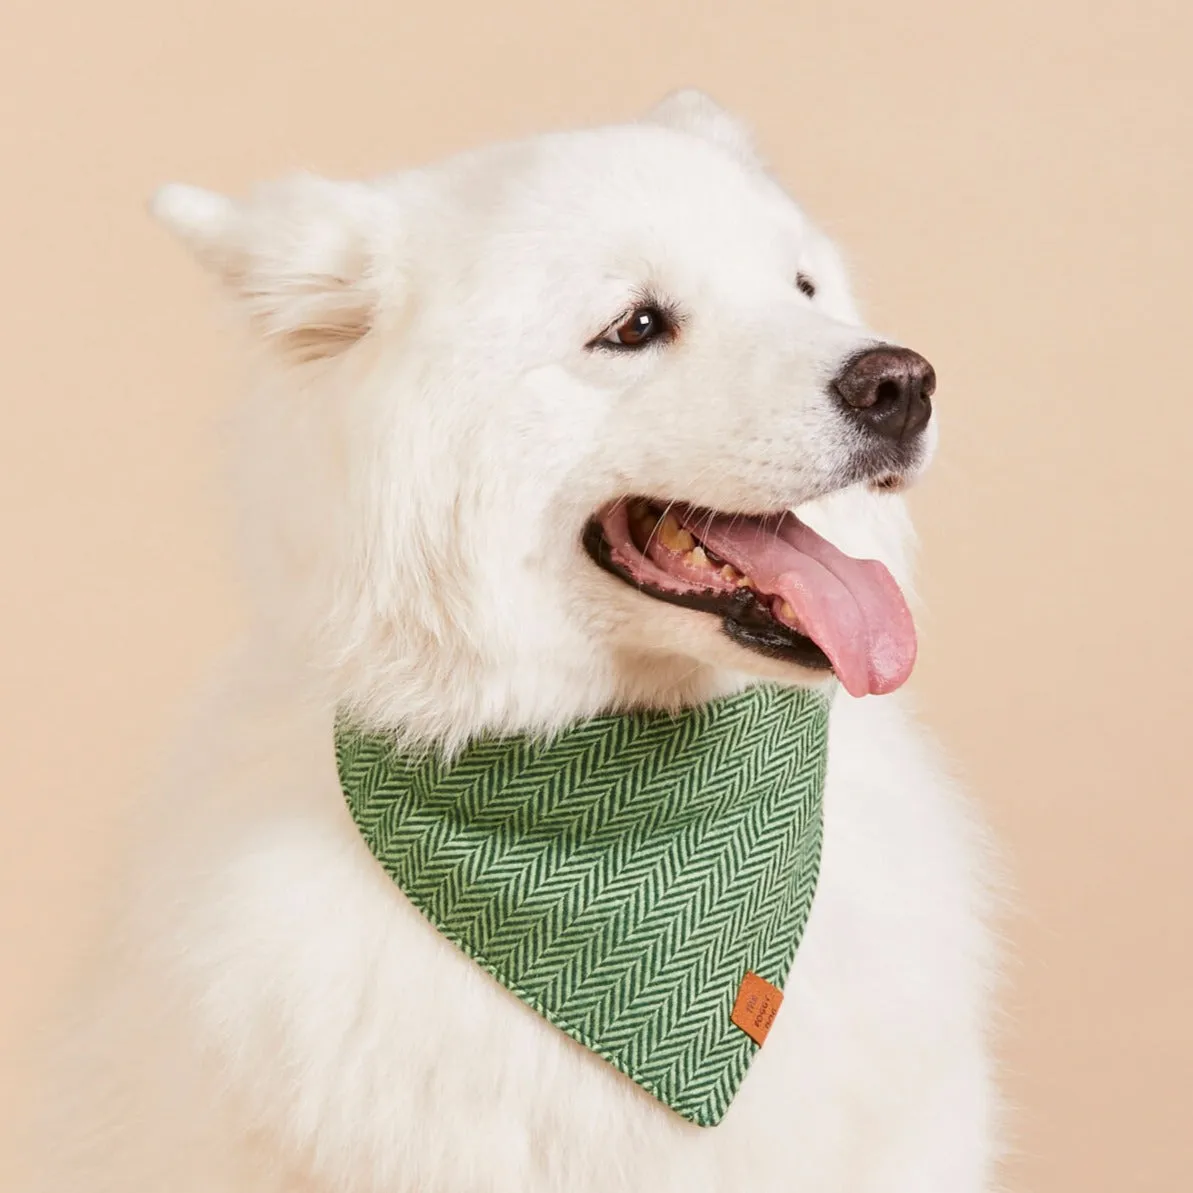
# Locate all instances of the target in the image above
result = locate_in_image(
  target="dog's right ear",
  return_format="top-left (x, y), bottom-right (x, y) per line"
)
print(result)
top-left (150, 175), bottom-right (400, 365)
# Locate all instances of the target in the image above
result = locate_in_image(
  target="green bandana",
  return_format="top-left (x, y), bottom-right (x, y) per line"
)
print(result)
top-left (335, 683), bottom-right (830, 1127)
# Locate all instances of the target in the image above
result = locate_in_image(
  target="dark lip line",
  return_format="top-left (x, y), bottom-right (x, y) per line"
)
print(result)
top-left (580, 513), bottom-right (834, 673)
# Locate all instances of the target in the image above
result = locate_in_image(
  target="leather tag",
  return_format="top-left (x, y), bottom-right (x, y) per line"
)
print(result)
top-left (731, 971), bottom-right (783, 1045)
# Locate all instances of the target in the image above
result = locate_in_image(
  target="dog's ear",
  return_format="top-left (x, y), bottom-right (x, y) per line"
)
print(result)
top-left (645, 90), bottom-right (762, 169)
top-left (150, 175), bottom-right (398, 365)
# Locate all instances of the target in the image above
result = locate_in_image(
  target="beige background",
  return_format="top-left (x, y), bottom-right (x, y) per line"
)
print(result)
top-left (2, 0), bottom-right (1190, 1188)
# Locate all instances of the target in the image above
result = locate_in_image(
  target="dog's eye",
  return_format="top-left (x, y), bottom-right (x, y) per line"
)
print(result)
top-left (600, 306), bottom-right (671, 349)
top-left (796, 273), bottom-right (817, 299)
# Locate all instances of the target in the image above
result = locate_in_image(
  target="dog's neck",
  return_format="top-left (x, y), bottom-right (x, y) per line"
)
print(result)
top-left (324, 636), bottom-right (761, 752)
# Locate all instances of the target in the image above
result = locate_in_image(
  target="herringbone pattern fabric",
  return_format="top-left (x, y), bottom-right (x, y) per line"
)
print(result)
top-left (335, 683), bottom-right (830, 1126)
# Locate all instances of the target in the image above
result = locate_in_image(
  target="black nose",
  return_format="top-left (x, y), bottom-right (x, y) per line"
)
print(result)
top-left (831, 346), bottom-right (936, 442)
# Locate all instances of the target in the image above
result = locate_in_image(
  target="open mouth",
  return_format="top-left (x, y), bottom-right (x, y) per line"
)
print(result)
top-left (583, 499), bottom-right (917, 697)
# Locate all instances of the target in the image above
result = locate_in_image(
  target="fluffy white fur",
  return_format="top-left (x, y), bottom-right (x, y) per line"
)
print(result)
top-left (30, 93), bottom-right (999, 1192)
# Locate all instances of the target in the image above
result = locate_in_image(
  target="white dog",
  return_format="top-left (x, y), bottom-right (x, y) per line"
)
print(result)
top-left (32, 92), bottom-right (999, 1192)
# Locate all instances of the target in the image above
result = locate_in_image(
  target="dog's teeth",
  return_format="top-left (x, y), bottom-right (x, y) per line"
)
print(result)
top-left (688, 546), bottom-right (713, 569)
top-left (659, 514), bottom-right (695, 553)
top-left (737, 575), bottom-right (755, 589)
top-left (720, 564), bottom-right (740, 582)
top-left (780, 600), bottom-right (798, 624)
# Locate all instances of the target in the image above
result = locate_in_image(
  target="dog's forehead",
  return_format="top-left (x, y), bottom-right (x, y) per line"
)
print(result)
top-left (441, 124), bottom-right (808, 266)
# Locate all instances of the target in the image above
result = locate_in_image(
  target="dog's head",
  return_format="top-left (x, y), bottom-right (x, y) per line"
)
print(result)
top-left (154, 92), bottom-right (936, 741)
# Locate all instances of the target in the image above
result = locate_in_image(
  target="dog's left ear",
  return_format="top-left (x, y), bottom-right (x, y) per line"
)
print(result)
top-left (150, 174), bottom-right (399, 365)
top-left (645, 90), bottom-right (762, 169)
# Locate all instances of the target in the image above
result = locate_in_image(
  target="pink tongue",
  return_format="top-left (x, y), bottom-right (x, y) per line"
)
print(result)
top-left (680, 509), bottom-right (917, 698)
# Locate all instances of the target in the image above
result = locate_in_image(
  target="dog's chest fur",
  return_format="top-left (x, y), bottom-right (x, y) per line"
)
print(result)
top-left (47, 659), bottom-right (994, 1193)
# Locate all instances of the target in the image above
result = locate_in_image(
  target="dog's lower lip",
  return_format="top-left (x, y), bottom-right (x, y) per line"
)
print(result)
top-left (581, 514), bottom-right (834, 673)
